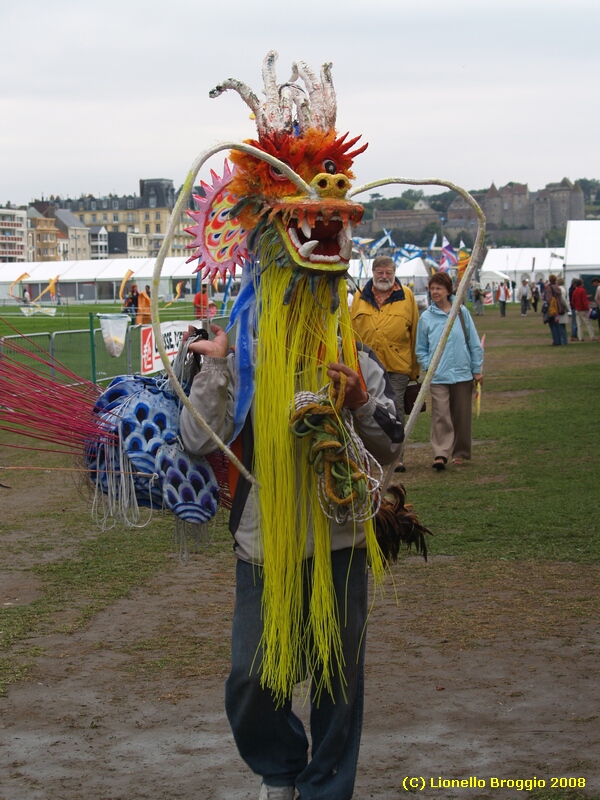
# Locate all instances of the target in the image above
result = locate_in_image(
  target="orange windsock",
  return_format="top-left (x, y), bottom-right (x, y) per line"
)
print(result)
top-left (118, 269), bottom-right (135, 301)
top-left (9, 273), bottom-right (30, 299)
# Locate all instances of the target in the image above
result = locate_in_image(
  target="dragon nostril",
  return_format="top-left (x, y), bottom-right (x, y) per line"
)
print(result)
top-left (337, 179), bottom-right (346, 190)
top-left (318, 178), bottom-right (328, 189)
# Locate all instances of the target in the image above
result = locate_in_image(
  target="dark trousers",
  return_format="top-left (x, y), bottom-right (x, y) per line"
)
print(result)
top-left (225, 549), bottom-right (368, 800)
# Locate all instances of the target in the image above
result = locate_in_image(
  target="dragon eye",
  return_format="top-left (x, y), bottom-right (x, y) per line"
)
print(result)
top-left (323, 160), bottom-right (337, 175)
top-left (269, 164), bottom-right (288, 181)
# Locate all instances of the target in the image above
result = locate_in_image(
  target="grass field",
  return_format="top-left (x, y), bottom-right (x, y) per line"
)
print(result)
top-left (1, 301), bottom-right (599, 691)
top-left (0, 299), bottom-right (202, 338)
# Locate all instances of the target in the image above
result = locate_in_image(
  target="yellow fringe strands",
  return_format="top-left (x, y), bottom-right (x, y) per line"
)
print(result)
top-left (253, 267), bottom-right (385, 704)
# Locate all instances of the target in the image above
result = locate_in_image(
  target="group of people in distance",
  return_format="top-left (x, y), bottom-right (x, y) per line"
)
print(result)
top-left (350, 255), bottom-right (483, 472)
top-left (122, 283), bottom-right (152, 324)
top-left (497, 275), bottom-right (599, 346)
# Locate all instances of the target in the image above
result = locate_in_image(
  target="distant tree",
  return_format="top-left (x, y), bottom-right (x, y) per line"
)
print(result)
top-left (427, 190), bottom-right (458, 213)
top-left (369, 192), bottom-right (383, 202)
top-left (416, 221), bottom-right (442, 248)
top-left (545, 228), bottom-right (566, 247)
top-left (401, 189), bottom-right (424, 204)
top-left (453, 231), bottom-right (474, 249)
top-left (576, 178), bottom-right (600, 204)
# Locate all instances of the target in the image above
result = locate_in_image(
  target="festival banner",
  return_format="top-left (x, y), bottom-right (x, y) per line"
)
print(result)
top-left (140, 320), bottom-right (192, 374)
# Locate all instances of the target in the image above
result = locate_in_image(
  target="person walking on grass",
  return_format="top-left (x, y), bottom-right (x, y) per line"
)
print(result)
top-left (556, 277), bottom-right (570, 346)
top-left (416, 272), bottom-right (483, 471)
top-left (593, 277), bottom-right (600, 336)
top-left (568, 278), bottom-right (579, 340)
top-left (497, 281), bottom-right (508, 317)
top-left (571, 279), bottom-right (596, 342)
top-left (543, 275), bottom-right (567, 346)
top-left (350, 255), bottom-right (419, 474)
top-left (531, 282), bottom-right (540, 313)
top-left (517, 279), bottom-right (532, 316)
top-left (472, 284), bottom-right (484, 315)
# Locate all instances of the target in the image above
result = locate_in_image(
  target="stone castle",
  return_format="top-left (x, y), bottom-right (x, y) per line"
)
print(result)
top-left (369, 178), bottom-right (585, 245)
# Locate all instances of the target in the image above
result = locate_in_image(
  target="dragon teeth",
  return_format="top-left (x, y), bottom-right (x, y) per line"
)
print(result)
top-left (299, 240), bottom-right (319, 258)
top-left (300, 218), bottom-right (312, 239)
top-left (339, 239), bottom-right (353, 260)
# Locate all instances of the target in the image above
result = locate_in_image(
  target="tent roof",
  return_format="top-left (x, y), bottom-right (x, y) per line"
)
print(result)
top-left (395, 257), bottom-right (429, 278)
top-left (479, 268), bottom-right (511, 284)
top-left (565, 221), bottom-right (600, 268)
top-left (0, 256), bottom-right (200, 284)
top-left (481, 247), bottom-right (565, 277)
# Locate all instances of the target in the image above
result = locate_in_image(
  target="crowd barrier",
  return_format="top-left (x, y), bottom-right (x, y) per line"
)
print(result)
top-left (0, 316), bottom-right (229, 386)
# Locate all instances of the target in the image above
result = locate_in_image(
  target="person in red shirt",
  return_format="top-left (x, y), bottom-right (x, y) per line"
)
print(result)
top-left (571, 279), bottom-right (596, 341)
top-left (193, 288), bottom-right (209, 319)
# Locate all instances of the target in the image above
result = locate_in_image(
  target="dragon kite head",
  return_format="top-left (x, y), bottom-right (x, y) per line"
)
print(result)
top-left (185, 51), bottom-right (367, 302)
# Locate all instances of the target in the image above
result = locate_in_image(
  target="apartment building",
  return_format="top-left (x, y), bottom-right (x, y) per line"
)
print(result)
top-left (39, 178), bottom-right (193, 258)
top-left (0, 205), bottom-right (27, 262)
top-left (27, 208), bottom-right (60, 261)
top-left (53, 208), bottom-right (92, 260)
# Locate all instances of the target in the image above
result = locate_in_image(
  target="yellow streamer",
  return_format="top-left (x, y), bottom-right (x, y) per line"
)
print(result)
top-left (253, 267), bottom-right (385, 704)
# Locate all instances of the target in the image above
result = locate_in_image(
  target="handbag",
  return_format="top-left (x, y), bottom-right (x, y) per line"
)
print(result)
top-left (404, 382), bottom-right (425, 414)
top-left (590, 307), bottom-right (599, 321)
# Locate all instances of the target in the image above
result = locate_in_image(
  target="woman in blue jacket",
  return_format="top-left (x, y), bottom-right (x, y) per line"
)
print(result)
top-left (416, 272), bottom-right (484, 470)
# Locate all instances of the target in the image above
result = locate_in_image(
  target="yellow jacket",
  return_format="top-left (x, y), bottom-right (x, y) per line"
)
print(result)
top-left (350, 280), bottom-right (420, 379)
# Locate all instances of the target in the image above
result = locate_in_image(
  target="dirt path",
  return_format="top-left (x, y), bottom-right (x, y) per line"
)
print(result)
top-left (2, 547), bottom-right (599, 800)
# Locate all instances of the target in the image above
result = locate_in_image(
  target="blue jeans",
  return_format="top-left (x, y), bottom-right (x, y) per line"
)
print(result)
top-left (225, 548), bottom-right (368, 800)
top-left (548, 318), bottom-right (561, 345)
top-left (558, 323), bottom-right (568, 345)
top-left (570, 313), bottom-right (577, 338)
top-left (520, 297), bottom-right (528, 315)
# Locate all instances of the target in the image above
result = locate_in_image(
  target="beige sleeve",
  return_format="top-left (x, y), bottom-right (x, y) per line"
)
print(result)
top-left (179, 356), bottom-right (235, 455)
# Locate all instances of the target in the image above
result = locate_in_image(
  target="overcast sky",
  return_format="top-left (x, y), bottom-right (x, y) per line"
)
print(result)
top-left (2, 0), bottom-right (599, 206)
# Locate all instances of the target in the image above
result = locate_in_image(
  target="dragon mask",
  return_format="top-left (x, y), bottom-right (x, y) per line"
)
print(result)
top-left (185, 51), bottom-right (368, 310)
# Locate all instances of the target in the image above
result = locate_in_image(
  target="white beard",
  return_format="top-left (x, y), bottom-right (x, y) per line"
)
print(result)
top-left (373, 277), bottom-right (395, 292)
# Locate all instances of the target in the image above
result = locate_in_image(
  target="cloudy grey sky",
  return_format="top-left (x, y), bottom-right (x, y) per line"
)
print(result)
top-left (2, 0), bottom-right (599, 206)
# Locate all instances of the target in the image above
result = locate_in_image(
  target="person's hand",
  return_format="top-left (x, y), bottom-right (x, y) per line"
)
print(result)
top-left (183, 324), bottom-right (229, 359)
top-left (473, 373), bottom-right (483, 383)
top-left (326, 363), bottom-right (368, 410)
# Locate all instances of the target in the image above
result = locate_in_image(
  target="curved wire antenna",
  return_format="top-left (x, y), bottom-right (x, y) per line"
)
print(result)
top-left (350, 177), bottom-right (486, 491)
top-left (150, 142), bottom-right (317, 486)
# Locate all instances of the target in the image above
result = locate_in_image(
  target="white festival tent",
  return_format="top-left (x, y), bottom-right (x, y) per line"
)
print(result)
top-left (479, 248), bottom-right (566, 289)
top-left (564, 221), bottom-right (600, 279)
top-left (6, 252), bottom-right (432, 303)
top-left (0, 257), bottom-right (201, 303)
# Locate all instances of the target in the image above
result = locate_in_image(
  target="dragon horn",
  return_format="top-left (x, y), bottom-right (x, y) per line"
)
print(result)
top-left (320, 62), bottom-right (337, 130)
top-left (262, 50), bottom-right (283, 134)
top-left (292, 60), bottom-right (328, 130)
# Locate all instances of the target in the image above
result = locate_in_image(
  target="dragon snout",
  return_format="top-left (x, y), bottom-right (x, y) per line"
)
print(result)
top-left (311, 172), bottom-right (351, 199)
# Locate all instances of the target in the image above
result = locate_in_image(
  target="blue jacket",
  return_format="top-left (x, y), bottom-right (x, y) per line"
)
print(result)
top-left (416, 301), bottom-right (484, 384)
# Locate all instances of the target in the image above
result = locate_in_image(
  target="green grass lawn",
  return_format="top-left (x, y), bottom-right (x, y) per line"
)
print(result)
top-left (405, 302), bottom-right (600, 562)
top-left (0, 300), bottom-right (200, 337)
top-left (1, 300), bottom-right (599, 695)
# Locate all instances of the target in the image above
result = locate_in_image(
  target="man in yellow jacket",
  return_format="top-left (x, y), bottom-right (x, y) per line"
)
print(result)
top-left (350, 255), bottom-right (420, 472)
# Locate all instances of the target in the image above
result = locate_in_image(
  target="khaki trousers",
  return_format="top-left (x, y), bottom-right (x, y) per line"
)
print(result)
top-left (429, 380), bottom-right (474, 462)
top-left (575, 310), bottom-right (596, 341)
